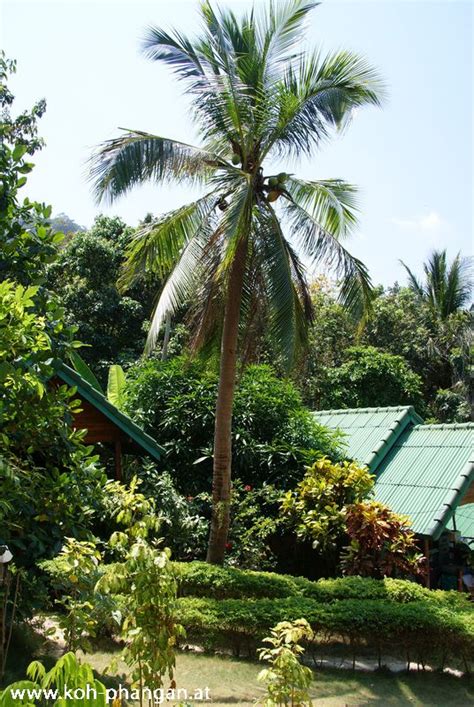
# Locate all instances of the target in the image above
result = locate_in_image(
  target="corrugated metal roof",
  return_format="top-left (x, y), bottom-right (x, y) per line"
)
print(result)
top-left (312, 406), bottom-right (474, 539)
top-left (374, 424), bottom-right (474, 538)
top-left (312, 406), bottom-right (423, 471)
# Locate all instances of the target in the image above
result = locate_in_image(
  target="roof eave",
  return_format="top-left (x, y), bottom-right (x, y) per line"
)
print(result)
top-left (53, 361), bottom-right (165, 461)
top-left (426, 461), bottom-right (474, 540)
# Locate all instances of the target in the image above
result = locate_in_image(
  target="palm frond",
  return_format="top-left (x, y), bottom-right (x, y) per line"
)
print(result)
top-left (260, 1), bottom-right (318, 74)
top-left (144, 210), bottom-right (217, 353)
top-left (118, 191), bottom-right (219, 291)
top-left (89, 130), bottom-right (220, 204)
top-left (403, 249), bottom-right (473, 318)
top-left (141, 25), bottom-right (208, 79)
top-left (445, 253), bottom-right (473, 314)
top-left (216, 180), bottom-right (253, 277)
top-left (283, 196), bottom-right (373, 318)
top-left (285, 177), bottom-right (359, 238)
top-left (264, 49), bottom-right (385, 158)
top-left (399, 260), bottom-right (426, 299)
top-left (253, 201), bottom-right (309, 367)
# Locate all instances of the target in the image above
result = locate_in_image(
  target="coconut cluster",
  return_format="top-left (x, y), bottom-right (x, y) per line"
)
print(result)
top-left (266, 172), bottom-right (288, 201)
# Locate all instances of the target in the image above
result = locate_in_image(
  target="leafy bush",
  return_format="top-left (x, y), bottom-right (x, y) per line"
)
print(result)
top-left (320, 345), bottom-right (424, 411)
top-left (257, 619), bottom-right (314, 706)
top-left (280, 457), bottom-right (374, 551)
top-left (127, 464), bottom-right (209, 560)
top-left (176, 595), bottom-right (474, 667)
top-left (175, 562), bottom-right (300, 600)
top-left (341, 501), bottom-right (425, 579)
top-left (0, 56), bottom-right (109, 621)
top-left (0, 652), bottom-right (108, 706)
top-left (39, 539), bottom-right (118, 651)
top-left (174, 561), bottom-right (468, 608)
top-left (46, 215), bottom-right (162, 383)
top-left (124, 358), bottom-right (340, 492)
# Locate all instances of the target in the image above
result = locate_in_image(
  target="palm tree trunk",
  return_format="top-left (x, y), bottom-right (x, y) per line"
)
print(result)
top-left (206, 237), bottom-right (247, 564)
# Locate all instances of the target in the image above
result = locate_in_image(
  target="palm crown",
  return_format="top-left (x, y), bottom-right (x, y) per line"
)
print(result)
top-left (401, 250), bottom-right (473, 320)
top-left (90, 0), bottom-right (383, 366)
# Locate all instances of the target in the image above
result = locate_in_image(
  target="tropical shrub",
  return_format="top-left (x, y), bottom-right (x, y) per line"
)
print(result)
top-left (0, 652), bottom-right (108, 707)
top-left (124, 358), bottom-right (340, 493)
top-left (92, 483), bottom-right (182, 692)
top-left (225, 481), bottom-right (283, 569)
top-left (124, 463), bottom-right (209, 560)
top-left (46, 215), bottom-right (162, 383)
top-left (280, 457), bottom-right (374, 551)
top-left (257, 619), bottom-right (314, 707)
top-left (174, 561), bottom-right (467, 607)
top-left (319, 345), bottom-right (424, 411)
top-left (341, 501), bottom-right (425, 579)
top-left (175, 562), bottom-right (300, 600)
top-left (0, 280), bottom-right (107, 603)
top-left (176, 595), bottom-right (474, 668)
top-left (39, 539), bottom-right (115, 652)
top-left (0, 55), bottom-right (109, 615)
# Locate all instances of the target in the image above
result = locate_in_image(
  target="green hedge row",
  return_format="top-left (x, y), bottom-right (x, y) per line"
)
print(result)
top-left (176, 595), bottom-right (474, 668)
top-left (173, 562), bottom-right (468, 607)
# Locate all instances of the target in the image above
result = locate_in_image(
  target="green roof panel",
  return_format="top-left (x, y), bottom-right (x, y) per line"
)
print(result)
top-left (374, 424), bottom-right (474, 538)
top-left (312, 406), bottom-right (423, 471)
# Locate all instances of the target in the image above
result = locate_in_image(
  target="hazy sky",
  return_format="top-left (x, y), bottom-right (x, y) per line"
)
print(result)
top-left (2, 0), bottom-right (473, 287)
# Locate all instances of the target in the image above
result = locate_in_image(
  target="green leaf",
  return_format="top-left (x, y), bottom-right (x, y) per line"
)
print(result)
top-left (69, 351), bottom-right (104, 394)
top-left (107, 364), bottom-right (127, 410)
top-left (12, 143), bottom-right (28, 162)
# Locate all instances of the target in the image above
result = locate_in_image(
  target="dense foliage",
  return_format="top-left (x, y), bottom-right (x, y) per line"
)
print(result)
top-left (38, 554), bottom-right (473, 670)
top-left (46, 216), bottom-right (161, 382)
top-left (173, 561), bottom-right (467, 606)
top-left (320, 345), bottom-right (424, 410)
top-left (300, 282), bottom-right (471, 422)
top-left (281, 458), bottom-right (374, 551)
top-left (341, 501), bottom-right (425, 579)
top-left (257, 619), bottom-right (314, 707)
top-left (0, 56), bottom-right (106, 606)
top-left (177, 595), bottom-right (474, 668)
top-left (124, 357), bottom-right (340, 493)
top-left (0, 653), bottom-right (109, 707)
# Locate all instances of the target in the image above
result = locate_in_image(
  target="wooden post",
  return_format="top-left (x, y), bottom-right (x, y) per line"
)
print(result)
top-left (114, 439), bottom-right (122, 481)
top-left (424, 537), bottom-right (431, 589)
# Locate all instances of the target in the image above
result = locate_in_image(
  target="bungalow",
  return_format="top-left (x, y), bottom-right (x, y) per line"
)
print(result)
top-left (313, 406), bottom-right (474, 589)
top-left (52, 362), bottom-right (164, 479)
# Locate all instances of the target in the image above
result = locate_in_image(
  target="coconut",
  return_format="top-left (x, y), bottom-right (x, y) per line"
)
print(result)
top-left (231, 154), bottom-right (240, 165)
top-left (268, 176), bottom-right (279, 187)
top-left (277, 172), bottom-right (288, 183)
top-left (267, 190), bottom-right (281, 202)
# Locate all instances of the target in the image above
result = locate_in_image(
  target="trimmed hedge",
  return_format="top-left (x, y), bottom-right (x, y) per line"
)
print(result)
top-left (173, 562), bottom-right (468, 607)
top-left (176, 595), bottom-right (474, 668)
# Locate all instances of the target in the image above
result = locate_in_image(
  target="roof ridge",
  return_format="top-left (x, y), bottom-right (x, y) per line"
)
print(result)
top-left (412, 422), bottom-right (474, 430)
top-left (314, 405), bottom-right (416, 415)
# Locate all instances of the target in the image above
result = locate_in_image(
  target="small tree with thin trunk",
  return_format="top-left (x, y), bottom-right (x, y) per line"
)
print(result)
top-left (90, 0), bottom-right (384, 564)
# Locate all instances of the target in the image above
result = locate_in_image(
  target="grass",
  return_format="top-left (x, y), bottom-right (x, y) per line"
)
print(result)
top-left (83, 649), bottom-right (474, 705)
top-left (3, 628), bottom-right (474, 705)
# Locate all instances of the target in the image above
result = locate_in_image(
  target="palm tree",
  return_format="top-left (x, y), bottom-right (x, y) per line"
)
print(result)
top-left (90, 0), bottom-right (384, 564)
top-left (401, 250), bottom-right (473, 320)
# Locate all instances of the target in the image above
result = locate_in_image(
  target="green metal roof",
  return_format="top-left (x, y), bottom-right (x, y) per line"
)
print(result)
top-left (373, 424), bottom-right (474, 539)
top-left (55, 362), bottom-right (165, 461)
top-left (312, 406), bottom-right (423, 471)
